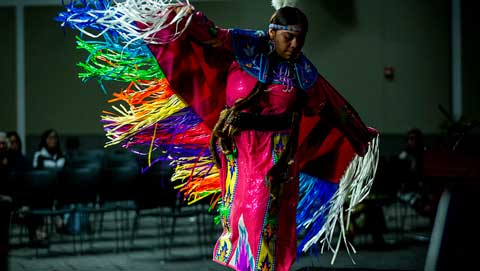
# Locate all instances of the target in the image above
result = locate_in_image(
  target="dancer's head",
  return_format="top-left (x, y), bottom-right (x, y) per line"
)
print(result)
top-left (268, 6), bottom-right (308, 60)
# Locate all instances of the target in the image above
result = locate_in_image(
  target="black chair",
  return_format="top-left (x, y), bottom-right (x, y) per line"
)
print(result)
top-left (56, 167), bottom-right (102, 254)
top-left (98, 164), bottom-right (140, 251)
top-left (130, 162), bottom-right (213, 259)
top-left (68, 148), bottom-right (104, 169)
top-left (130, 162), bottom-right (177, 252)
top-left (8, 169), bottom-right (62, 255)
top-left (104, 149), bottom-right (137, 168)
top-left (162, 196), bottom-right (215, 259)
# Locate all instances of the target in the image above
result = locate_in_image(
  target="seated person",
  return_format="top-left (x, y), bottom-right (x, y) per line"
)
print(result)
top-left (396, 128), bottom-right (435, 218)
top-left (26, 129), bottom-right (67, 247)
top-left (7, 131), bottom-right (29, 171)
top-left (0, 132), bottom-right (9, 173)
top-left (33, 129), bottom-right (67, 170)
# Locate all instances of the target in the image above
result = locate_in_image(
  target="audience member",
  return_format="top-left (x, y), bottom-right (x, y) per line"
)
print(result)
top-left (0, 132), bottom-right (10, 181)
top-left (0, 132), bottom-right (9, 174)
top-left (25, 129), bottom-right (67, 247)
top-left (398, 128), bottom-right (425, 179)
top-left (6, 131), bottom-right (29, 171)
top-left (396, 128), bottom-right (435, 218)
top-left (33, 129), bottom-right (67, 170)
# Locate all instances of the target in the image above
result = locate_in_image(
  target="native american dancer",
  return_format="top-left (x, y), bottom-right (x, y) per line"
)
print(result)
top-left (57, 1), bottom-right (379, 270)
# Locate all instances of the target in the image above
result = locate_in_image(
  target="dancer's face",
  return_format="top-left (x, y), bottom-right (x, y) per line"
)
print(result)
top-left (269, 29), bottom-right (305, 60)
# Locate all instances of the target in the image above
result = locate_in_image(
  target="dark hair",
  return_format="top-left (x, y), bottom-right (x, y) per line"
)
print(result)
top-left (39, 129), bottom-right (62, 155)
top-left (270, 6), bottom-right (309, 34)
top-left (6, 131), bottom-right (21, 151)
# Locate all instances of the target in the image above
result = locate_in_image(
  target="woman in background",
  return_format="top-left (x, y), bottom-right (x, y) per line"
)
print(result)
top-left (33, 129), bottom-right (67, 170)
top-left (28, 129), bottom-right (67, 246)
top-left (7, 131), bottom-right (29, 171)
top-left (0, 132), bottom-right (10, 175)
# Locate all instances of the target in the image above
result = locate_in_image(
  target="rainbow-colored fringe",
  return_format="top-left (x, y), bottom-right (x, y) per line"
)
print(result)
top-left (56, 0), bottom-right (220, 205)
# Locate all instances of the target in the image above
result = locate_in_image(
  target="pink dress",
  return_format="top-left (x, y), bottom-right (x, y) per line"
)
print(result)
top-left (212, 62), bottom-right (301, 270)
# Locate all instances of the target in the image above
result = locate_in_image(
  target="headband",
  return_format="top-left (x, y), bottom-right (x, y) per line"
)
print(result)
top-left (268, 23), bottom-right (303, 32)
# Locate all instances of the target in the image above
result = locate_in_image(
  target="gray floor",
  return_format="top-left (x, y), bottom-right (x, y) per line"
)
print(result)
top-left (8, 203), bottom-right (432, 271)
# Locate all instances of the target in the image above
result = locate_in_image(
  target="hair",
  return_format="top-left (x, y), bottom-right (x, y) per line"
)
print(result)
top-left (38, 129), bottom-right (62, 155)
top-left (7, 131), bottom-right (21, 152)
top-left (269, 6), bottom-right (309, 34)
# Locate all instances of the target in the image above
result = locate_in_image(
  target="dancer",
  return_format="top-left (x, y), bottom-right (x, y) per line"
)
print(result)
top-left (57, 1), bottom-right (378, 270)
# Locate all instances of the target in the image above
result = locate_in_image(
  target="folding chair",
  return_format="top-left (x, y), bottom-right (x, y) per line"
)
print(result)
top-left (9, 169), bottom-right (62, 256)
top-left (56, 167), bottom-right (101, 254)
top-left (98, 164), bottom-right (140, 251)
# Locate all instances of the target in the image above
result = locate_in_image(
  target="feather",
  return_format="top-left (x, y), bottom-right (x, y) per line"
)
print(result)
top-left (271, 0), bottom-right (299, 10)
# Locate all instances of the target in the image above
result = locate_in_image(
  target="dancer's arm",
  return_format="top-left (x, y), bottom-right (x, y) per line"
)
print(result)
top-left (304, 74), bottom-right (377, 157)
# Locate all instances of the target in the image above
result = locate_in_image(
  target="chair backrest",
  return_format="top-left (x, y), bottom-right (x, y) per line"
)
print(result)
top-left (68, 149), bottom-right (104, 169)
top-left (57, 167), bottom-right (100, 207)
top-left (69, 157), bottom-right (103, 171)
top-left (11, 169), bottom-right (58, 209)
top-left (129, 161), bottom-right (178, 209)
top-left (104, 149), bottom-right (137, 168)
top-left (100, 165), bottom-right (139, 203)
top-left (134, 162), bottom-right (176, 210)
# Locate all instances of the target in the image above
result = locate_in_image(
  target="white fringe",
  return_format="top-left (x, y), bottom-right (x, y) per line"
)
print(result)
top-left (73, 0), bottom-right (193, 46)
top-left (301, 135), bottom-right (380, 264)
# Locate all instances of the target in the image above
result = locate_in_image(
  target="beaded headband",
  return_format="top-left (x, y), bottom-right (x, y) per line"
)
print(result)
top-left (268, 23), bottom-right (303, 32)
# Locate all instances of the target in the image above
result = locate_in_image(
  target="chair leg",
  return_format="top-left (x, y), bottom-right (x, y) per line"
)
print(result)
top-left (114, 209), bottom-right (119, 252)
top-left (160, 213), bottom-right (176, 258)
top-left (157, 216), bottom-right (162, 249)
top-left (98, 212), bottom-right (104, 237)
top-left (8, 212), bottom-right (18, 247)
top-left (130, 212), bottom-right (139, 249)
top-left (169, 215), bottom-right (177, 256)
top-left (120, 209), bottom-right (130, 251)
top-left (120, 210), bottom-right (125, 251)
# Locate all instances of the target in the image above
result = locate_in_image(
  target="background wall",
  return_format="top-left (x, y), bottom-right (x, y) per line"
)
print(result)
top-left (0, 0), bottom-right (478, 155)
top-left (25, 6), bottom-right (110, 136)
top-left (462, 0), bottom-right (480, 121)
top-left (0, 7), bottom-right (16, 132)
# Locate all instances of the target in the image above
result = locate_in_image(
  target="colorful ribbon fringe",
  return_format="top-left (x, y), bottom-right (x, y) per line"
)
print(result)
top-left (56, 0), bottom-right (220, 205)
